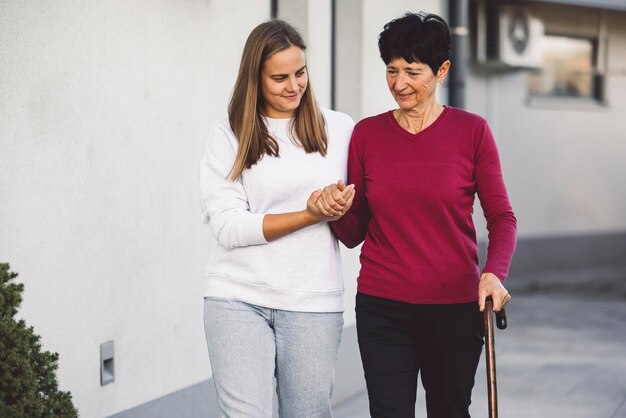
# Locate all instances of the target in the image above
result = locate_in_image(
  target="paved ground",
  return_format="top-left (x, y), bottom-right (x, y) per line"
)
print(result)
top-left (334, 266), bottom-right (626, 418)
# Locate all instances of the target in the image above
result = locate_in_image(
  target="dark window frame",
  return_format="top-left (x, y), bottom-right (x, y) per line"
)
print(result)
top-left (527, 32), bottom-right (606, 105)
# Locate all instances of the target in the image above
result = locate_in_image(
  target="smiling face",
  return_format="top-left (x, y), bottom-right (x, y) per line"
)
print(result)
top-left (260, 45), bottom-right (308, 118)
top-left (386, 57), bottom-right (449, 111)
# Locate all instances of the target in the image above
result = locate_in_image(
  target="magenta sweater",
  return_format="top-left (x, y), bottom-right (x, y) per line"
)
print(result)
top-left (331, 107), bottom-right (517, 304)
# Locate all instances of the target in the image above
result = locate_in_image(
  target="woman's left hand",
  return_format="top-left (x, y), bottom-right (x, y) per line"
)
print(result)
top-left (315, 180), bottom-right (355, 218)
top-left (478, 272), bottom-right (511, 312)
top-left (305, 185), bottom-right (354, 221)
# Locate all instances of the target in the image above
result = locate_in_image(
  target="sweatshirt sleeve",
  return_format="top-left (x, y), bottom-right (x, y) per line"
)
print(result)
top-left (474, 121), bottom-right (517, 281)
top-left (330, 127), bottom-right (370, 248)
top-left (199, 121), bottom-right (268, 249)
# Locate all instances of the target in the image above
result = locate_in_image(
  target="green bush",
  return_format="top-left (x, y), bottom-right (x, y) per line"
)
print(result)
top-left (0, 263), bottom-right (78, 418)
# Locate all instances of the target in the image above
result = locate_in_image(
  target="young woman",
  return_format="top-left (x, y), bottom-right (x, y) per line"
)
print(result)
top-left (199, 20), bottom-right (354, 417)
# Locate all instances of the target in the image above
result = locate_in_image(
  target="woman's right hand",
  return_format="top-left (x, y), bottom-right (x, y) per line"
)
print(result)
top-left (306, 181), bottom-right (355, 221)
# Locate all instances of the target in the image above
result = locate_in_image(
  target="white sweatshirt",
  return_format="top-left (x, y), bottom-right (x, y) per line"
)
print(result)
top-left (200, 108), bottom-right (355, 312)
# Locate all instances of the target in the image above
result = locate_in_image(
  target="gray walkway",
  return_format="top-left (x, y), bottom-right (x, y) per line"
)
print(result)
top-left (334, 267), bottom-right (626, 418)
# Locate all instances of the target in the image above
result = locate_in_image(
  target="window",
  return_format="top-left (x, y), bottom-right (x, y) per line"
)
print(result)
top-left (528, 35), bottom-right (604, 103)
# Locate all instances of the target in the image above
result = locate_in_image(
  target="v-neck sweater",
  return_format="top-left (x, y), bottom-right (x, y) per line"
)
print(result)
top-left (330, 107), bottom-right (517, 304)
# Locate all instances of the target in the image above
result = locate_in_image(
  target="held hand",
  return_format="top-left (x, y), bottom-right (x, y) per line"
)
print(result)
top-left (305, 187), bottom-right (354, 221)
top-left (315, 180), bottom-right (354, 217)
top-left (306, 190), bottom-right (326, 219)
top-left (478, 272), bottom-right (511, 312)
top-left (335, 185), bottom-right (355, 219)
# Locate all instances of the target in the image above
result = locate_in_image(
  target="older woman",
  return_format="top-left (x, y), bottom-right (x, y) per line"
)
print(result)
top-left (318, 12), bottom-right (517, 418)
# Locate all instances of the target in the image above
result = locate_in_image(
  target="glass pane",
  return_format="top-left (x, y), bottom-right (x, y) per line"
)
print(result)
top-left (528, 35), bottom-right (596, 99)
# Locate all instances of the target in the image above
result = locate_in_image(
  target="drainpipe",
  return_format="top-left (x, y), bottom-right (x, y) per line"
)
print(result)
top-left (448, 0), bottom-right (468, 109)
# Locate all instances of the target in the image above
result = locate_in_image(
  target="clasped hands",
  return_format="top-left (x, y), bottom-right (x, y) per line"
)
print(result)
top-left (306, 180), bottom-right (354, 221)
top-left (305, 181), bottom-right (512, 312)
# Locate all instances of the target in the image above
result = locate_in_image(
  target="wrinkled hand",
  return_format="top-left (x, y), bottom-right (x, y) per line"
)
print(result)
top-left (305, 189), bottom-right (351, 221)
top-left (305, 180), bottom-right (354, 221)
top-left (314, 180), bottom-right (355, 219)
top-left (478, 272), bottom-right (511, 312)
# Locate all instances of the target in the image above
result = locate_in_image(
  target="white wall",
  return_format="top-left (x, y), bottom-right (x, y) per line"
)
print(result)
top-left (336, 0), bottom-right (364, 119)
top-left (307, 0), bottom-right (333, 107)
top-left (277, 0), bottom-right (333, 110)
top-left (0, 1), bottom-right (269, 416)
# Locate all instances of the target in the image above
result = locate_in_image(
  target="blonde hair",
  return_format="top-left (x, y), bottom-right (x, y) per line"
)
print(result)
top-left (228, 20), bottom-right (327, 180)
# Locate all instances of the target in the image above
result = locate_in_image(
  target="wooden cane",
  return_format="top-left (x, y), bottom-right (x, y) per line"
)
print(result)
top-left (484, 296), bottom-right (507, 418)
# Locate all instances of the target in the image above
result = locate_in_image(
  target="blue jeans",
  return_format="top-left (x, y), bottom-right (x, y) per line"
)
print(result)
top-left (204, 297), bottom-right (343, 418)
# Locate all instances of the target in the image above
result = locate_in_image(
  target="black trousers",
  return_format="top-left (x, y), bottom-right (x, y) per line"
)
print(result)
top-left (356, 292), bottom-right (485, 418)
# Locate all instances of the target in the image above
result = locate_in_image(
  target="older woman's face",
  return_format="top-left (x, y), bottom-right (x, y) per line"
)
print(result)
top-left (386, 57), bottom-right (444, 110)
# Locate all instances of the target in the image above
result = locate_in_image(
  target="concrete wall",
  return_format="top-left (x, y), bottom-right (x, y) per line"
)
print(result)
top-left (278, 0), bottom-right (333, 108)
top-left (0, 1), bottom-right (270, 416)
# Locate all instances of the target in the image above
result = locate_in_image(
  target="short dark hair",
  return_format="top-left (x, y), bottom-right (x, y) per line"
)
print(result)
top-left (378, 12), bottom-right (451, 75)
